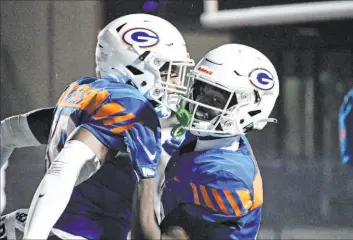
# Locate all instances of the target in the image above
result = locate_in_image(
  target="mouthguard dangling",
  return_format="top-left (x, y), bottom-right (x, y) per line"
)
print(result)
top-left (171, 107), bottom-right (192, 138)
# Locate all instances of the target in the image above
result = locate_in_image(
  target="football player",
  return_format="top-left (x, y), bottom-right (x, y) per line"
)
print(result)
top-left (0, 13), bottom-right (194, 239)
top-left (339, 88), bottom-right (353, 166)
top-left (131, 44), bottom-right (279, 239)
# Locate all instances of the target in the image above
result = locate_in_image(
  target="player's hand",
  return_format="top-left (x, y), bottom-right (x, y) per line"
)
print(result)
top-left (162, 136), bottom-right (184, 156)
top-left (124, 123), bottom-right (162, 179)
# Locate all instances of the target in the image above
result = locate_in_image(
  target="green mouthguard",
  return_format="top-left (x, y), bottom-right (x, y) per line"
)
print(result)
top-left (171, 124), bottom-right (186, 138)
top-left (171, 107), bottom-right (192, 138)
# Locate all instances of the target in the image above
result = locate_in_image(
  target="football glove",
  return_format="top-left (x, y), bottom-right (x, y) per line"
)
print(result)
top-left (124, 123), bottom-right (162, 179)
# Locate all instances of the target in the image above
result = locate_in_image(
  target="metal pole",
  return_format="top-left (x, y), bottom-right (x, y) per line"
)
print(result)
top-left (201, 1), bottom-right (353, 28)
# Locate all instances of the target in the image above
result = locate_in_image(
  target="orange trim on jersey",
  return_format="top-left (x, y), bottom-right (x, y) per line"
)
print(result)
top-left (236, 189), bottom-right (253, 211)
top-left (211, 188), bottom-right (230, 215)
top-left (103, 113), bottom-right (136, 126)
top-left (251, 172), bottom-right (263, 210)
top-left (190, 183), bottom-right (200, 205)
top-left (94, 102), bottom-right (126, 120)
top-left (58, 85), bottom-right (110, 114)
top-left (111, 123), bottom-right (136, 134)
top-left (224, 190), bottom-right (242, 216)
top-left (200, 185), bottom-right (217, 212)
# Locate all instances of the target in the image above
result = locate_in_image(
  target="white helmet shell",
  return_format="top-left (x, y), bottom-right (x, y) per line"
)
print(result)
top-left (95, 14), bottom-right (194, 104)
top-left (177, 44), bottom-right (279, 137)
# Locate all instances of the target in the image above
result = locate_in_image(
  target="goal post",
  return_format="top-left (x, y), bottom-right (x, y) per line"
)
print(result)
top-left (201, 0), bottom-right (353, 28)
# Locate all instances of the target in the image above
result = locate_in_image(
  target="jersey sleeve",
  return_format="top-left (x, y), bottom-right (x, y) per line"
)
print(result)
top-left (80, 97), bottom-right (160, 152)
top-left (339, 88), bottom-right (353, 166)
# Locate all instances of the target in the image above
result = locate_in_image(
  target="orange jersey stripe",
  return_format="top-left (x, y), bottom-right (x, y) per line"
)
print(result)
top-left (190, 183), bottom-right (200, 205)
top-left (94, 102), bottom-right (126, 120)
top-left (224, 190), bottom-right (242, 216)
top-left (111, 123), bottom-right (135, 134)
top-left (211, 188), bottom-right (230, 215)
top-left (236, 189), bottom-right (253, 211)
top-left (103, 113), bottom-right (135, 126)
top-left (85, 91), bottom-right (110, 114)
top-left (200, 185), bottom-right (217, 212)
top-left (251, 172), bottom-right (263, 210)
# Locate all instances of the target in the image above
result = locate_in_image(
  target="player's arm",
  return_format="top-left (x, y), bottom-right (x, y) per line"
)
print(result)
top-left (126, 124), bottom-right (185, 239)
top-left (23, 127), bottom-right (107, 239)
top-left (132, 178), bottom-right (162, 239)
top-left (23, 95), bottom-right (156, 239)
top-left (1, 107), bottom-right (54, 168)
top-left (132, 178), bottom-right (190, 240)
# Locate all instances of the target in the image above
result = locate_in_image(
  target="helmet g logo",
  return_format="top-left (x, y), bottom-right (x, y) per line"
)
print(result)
top-left (122, 28), bottom-right (159, 48)
top-left (249, 68), bottom-right (274, 90)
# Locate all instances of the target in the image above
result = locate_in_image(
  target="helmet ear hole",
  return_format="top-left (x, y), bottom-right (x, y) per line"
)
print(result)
top-left (248, 110), bottom-right (261, 117)
top-left (126, 65), bottom-right (143, 75)
top-left (254, 90), bottom-right (261, 103)
top-left (240, 119), bottom-right (245, 124)
top-left (141, 81), bottom-right (147, 87)
top-left (116, 23), bottom-right (127, 33)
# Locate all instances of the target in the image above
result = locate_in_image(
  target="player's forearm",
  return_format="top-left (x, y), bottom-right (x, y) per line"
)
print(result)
top-left (132, 178), bottom-right (162, 240)
top-left (24, 140), bottom-right (95, 239)
top-left (23, 167), bottom-right (78, 239)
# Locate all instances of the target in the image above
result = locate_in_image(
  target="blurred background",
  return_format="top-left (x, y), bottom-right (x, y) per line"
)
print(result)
top-left (1, 0), bottom-right (352, 239)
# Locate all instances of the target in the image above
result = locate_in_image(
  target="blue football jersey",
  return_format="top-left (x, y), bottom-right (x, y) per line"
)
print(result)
top-left (45, 77), bottom-right (160, 239)
top-left (339, 88), bottom-right (353, 166)
top-left (161, 134), bottom-right (263, 240)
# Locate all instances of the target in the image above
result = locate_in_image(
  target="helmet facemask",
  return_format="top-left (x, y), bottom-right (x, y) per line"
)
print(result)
top-left (146, 54), bottom-right (194, 118)
top-left (172, 71), bottom-right (275, 137)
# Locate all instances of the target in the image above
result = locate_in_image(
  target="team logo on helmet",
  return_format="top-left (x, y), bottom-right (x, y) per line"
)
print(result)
top-left (249, 68), bottom-right (274, 90)
top-left (122, 28), bottom-right (159, 48)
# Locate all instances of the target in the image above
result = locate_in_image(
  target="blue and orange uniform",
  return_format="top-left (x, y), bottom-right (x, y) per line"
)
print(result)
top-left (161, 133), bottom-right (263, 239)
top-left (339, 88), bottom-right (353, 167)
top-left (44, 76), bottom-right (160, 239)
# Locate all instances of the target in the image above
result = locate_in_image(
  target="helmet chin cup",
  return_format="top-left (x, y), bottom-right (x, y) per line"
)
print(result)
top-left (149, 87), bottom-right (164, 100)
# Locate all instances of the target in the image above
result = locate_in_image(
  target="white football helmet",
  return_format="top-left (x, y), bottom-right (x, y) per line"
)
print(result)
top-left (95, 14), bottom-right (194, 117)
top-left (172, 44), bottom-right (279, 137)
